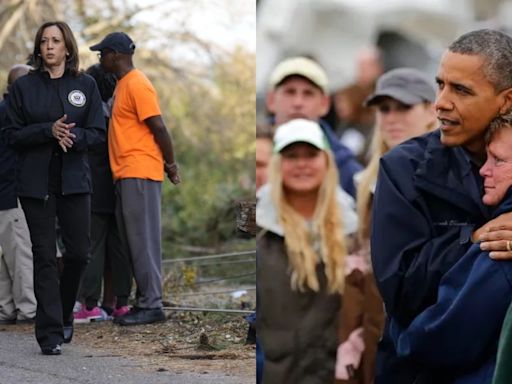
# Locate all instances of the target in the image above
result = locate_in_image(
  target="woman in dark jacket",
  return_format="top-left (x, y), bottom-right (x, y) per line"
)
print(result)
top-left (390, 114), bottom-right (512, 383)
top-left (4, 21), bottom-right (105, 355)
top-left (256, 118), bottom-right (352, 383)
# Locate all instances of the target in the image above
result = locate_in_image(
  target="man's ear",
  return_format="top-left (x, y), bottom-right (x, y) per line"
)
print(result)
top-left (318, 93), bottom-right (331, 117)
top-left (266, 91), bottom-right (276, 114)
top-left (500, 87), bottom-right (512, 114)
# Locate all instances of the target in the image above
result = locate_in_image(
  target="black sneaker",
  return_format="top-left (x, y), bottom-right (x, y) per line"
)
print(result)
top-left (115, 307), bottom-right (166, 326)
top-left (63, 324), bottom-right (74, 343)
top-left (41, 344), bottom-right (62, 356)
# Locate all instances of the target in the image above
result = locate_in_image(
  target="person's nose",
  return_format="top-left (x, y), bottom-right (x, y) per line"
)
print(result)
top-left (434, 87), bottom-right (452, 112)
top-left (479, 159), bottom-right (491, 178)
top-left (295, 155), bottom-right (309, 167)
top-left (291, 93), bottom-right (306, 109)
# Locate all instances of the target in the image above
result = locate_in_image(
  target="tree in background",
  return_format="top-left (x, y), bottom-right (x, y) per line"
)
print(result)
top-left (0, 0), bottom-right (255, 254)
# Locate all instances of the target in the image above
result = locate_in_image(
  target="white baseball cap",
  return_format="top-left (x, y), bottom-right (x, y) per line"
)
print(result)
top-left (273, 119), bottom-right (328, 153)
top-left (269, 56), bottom-right (329, 94)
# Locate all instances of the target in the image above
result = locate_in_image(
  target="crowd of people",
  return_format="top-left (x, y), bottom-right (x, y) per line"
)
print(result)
top-left (4, 19), bottom-right (512, 384)
top-left (256, 28), bottom-right (512, 384)
top-left (0, 21), bottom-right (180, 356)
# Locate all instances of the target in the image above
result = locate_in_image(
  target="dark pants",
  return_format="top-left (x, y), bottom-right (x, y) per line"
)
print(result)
top-left (20, 194), bottom-right (90, 348)
top-left (115, 179), bottom-right (163, 309)
top-left (80, 213), bottom-right (132, 309)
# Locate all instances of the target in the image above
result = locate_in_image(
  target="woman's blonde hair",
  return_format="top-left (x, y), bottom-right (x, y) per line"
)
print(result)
top-left (268, 149), bottom-right (346, 294)
top-left (356, 102), bottom-right (435, 243)
top-left (356, 126), bottom-right (389, 243)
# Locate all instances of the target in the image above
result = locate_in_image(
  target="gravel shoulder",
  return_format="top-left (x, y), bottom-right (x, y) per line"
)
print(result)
top-left (0, 311), bottom-right (255, 384)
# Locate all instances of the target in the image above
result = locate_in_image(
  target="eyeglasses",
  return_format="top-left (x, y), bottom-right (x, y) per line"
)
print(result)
top-left (97, 49), bottom-right (116, 59)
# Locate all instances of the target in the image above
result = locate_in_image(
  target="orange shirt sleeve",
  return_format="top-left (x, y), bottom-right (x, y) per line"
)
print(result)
top-left (128, 74), bottom-right (162, 123)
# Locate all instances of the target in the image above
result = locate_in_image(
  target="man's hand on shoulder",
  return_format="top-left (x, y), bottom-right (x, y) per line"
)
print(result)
top-left (477, 212), bottom-right (512, 259)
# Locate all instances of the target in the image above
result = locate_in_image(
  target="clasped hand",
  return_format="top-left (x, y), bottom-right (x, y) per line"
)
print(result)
top-left (52, 114), bottom-right (76, 152)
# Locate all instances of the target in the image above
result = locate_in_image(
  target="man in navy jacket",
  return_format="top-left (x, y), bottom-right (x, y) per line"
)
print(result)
top-left (371, 29), bottom-right (512, 383)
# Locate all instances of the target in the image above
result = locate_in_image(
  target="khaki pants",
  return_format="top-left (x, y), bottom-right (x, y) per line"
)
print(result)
top-left (0, 204), bottom-right (36, 321)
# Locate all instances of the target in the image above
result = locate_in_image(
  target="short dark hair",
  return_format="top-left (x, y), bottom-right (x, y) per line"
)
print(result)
top-left (486, 112), bottom-right (512, 144)
top-left (32, 21), bottom-right (80, 76)
top-left (449, 29), bottom-right (512, 92)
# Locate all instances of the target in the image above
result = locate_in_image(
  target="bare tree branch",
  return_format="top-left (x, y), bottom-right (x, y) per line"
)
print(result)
top-left (0, 0), bottom-right (31, 53)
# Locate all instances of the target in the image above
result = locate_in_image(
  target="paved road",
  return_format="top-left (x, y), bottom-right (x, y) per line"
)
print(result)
top-left (0, 330), bottom-right (249, 384)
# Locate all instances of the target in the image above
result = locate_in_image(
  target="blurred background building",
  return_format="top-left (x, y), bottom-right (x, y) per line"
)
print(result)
top-left (257, 0), bottom-right (512, 159)
top-left (257, 0), bottom-right (512, 93)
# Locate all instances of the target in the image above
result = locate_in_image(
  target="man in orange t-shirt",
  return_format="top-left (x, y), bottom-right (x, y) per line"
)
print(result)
top-left (90, 32), bottom-right (180, 326)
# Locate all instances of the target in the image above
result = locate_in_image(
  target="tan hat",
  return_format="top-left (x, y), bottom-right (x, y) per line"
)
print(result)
top-left (269, 57), bottom-right (329, 94)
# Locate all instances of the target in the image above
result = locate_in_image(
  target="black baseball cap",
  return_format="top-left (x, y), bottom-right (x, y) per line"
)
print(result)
top-left (365, 67), bottom-right (436, 107)
top-left (89, 32), bottom-right (136, 54)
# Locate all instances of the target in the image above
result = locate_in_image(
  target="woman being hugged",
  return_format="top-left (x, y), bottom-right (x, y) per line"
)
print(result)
top-left (257, 118), bottom-right (353, 383)
top-left (4, 21), bottom-right (105, 355)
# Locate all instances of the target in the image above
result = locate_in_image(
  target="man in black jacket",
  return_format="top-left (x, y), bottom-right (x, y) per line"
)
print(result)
top-left (0, 64), bottom-right (36, 325)
top-left (74, 64), bottom-right (132, 323)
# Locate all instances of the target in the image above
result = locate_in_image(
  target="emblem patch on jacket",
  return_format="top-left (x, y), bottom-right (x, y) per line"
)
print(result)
top-left (68, 90), bottom-right (86, 107)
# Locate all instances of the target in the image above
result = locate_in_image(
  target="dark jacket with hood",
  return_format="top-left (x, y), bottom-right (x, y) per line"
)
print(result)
top-left (370, 130), bottom-right (491, 383)
top-left (389, 189), bottom-right (512, 384)
top-left (3, 70), bottom-right (105, 200)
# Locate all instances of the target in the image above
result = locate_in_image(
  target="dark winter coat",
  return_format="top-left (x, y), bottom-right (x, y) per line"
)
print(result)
top-left (3, 70), bottom-right (105, 200)
top-left (371, 130), bottom-right (491, 383)
top-left (88, 109), bottom-right (114, 214)
top-left (320, 120), bottom-right (362, 199)
top-left (0, 97), bottom-right (17, 210)
top-left (257, 231), bottom-right (342, 384)
top-left (256, 185), bottom-right (345, 384)
top-left (390, 190), bottom-right (512, 384)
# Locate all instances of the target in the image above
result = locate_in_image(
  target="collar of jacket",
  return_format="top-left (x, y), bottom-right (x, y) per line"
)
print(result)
top-left (256, 184), bottom-right (284, 236)
top-left (413, 131), bottom-right (488, 219)
top-left (492, 187), bottom-right (512, 217)
top-left (255, 183), bottom-right (359, 236)
top-left (36, 67), bottom-right (73, 81)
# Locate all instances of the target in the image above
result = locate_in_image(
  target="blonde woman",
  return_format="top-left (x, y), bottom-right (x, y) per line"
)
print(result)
top-left (336, 68), bottom-right (436, 383)
top-left (257, 118), bottom-right (356, 384)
